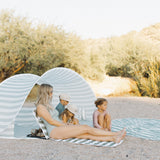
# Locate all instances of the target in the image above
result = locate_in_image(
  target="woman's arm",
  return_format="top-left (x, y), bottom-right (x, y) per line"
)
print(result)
top-left (37, 104), bottom-right (64, 127)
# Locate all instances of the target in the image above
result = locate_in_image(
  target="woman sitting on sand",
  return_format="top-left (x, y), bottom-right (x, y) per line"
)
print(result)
top-left (36, 84), bottom-right (126, 143)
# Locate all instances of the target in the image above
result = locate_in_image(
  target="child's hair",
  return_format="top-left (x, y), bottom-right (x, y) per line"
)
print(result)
top-left (60, 108), bottom-right (74, 122)
top-left (95, 98), bottom-right (108, 107)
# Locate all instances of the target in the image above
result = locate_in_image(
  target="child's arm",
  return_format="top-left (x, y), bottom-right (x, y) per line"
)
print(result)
top-left (93, 110), bottom-right (103, 129)
top-left (62, 114), bottom-right (68, 123)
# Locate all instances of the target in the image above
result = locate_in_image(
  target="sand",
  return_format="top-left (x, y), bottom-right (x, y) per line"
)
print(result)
top-left (0, 97), bottom-right (160, 160)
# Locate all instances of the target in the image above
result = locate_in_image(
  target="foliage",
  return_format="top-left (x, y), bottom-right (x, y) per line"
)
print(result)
top-left (0, 10), bottom-right (160, 97)
top-left (133, 58), bottom-right (160, 97)
top-left (0, 10), bottom-right (88, 80)
top-left (0, 10), bottom-right (34, 80)
top-left (101, 31), bottom-right (160, 97)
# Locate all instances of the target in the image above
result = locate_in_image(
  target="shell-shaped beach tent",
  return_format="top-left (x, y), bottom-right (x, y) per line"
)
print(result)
top-left (0, 67), bottom-right (96, 138)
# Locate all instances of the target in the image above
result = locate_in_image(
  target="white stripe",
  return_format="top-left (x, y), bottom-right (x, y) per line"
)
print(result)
top-left (0, 87), bottom-right (32, 92)
top-left (0, 96), bottom-right (26, 102)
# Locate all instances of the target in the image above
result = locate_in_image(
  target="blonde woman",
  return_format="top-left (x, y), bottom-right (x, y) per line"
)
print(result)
top-left (36, 84), bottom-right (126, 143)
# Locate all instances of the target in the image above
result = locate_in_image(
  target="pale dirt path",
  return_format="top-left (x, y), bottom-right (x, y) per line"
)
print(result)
top-left (0, 97), bottom-right (160, 160)
top-left (87, 76), bottom-right (136, 97)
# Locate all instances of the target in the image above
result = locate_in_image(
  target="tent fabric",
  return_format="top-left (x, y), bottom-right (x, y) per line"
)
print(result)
top-left (0, 67), bottom-right (96, 137)
top-left (0, 74), bottom-right (40, 136)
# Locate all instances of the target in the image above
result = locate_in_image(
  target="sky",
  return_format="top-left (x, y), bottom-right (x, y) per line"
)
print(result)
top-left (0, 0), bottom-right (160, 39)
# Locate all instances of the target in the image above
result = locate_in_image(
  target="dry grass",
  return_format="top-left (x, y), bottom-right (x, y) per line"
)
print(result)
top-left (26, 85), bottom-right (39, 102)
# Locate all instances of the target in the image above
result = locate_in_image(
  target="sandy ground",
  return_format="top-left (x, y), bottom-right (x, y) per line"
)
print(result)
top-left (0, 97), bottom-right (160, 160)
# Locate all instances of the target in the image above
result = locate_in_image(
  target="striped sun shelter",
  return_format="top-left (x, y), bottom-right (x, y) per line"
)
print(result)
top-left (0, 67), bottom-right (96, 138)
top-left (0, 67), bottom-right (125, 147)
top-left (1, 67), bottom-right (160, 147)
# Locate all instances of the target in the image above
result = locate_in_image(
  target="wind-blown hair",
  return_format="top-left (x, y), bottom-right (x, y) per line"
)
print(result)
top-left (60, 108), bottom-right (74, 122)
top-left (36, 84), bottom-right (53, 109)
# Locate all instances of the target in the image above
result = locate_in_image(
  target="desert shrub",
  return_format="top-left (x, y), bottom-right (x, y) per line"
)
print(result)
top-left (1, 10), bottom-right (160, 98)
top-left (0, 10), bottom-right (88, 80)
top-left (134, 58), bottom-right (160, 97)
top-left (100, 32), bottom-right (160, 97)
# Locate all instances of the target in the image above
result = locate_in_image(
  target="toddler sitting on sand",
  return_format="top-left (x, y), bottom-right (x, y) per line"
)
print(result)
top-left (93, 98), bottom-right (111, 131)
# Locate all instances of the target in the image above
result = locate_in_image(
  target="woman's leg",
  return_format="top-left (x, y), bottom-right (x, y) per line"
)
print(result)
top-left (50, 124), bottom-right (126, 140)
top-left (77, 134), bottom-right (123, 143)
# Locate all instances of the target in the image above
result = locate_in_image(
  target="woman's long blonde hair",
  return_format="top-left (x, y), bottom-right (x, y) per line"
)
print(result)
top-left (36, 84), bottom-right (53, 109)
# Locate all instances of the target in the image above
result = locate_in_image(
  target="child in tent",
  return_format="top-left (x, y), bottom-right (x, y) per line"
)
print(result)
top-left (56, 93), bottom-right (70, 118)
top-left (93, 98), bottom-right (111, 131)
top-left (60, 104), bottom-right (79, 125)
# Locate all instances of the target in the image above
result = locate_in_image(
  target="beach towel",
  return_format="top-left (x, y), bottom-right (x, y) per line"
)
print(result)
top-left (32, 109), bottom-right (160, 147)
top-left (32, 110), bottom-right (123, 147)
top-left (111, 118), bottom-right (160, 141)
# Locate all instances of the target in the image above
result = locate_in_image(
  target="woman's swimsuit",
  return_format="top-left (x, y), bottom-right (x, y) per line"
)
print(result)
top-left (41, 108), bottom-right (59, 136)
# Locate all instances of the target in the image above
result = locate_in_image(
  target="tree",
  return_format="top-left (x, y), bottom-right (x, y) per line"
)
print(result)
top-left (0, 10), bottom-right (35, 81)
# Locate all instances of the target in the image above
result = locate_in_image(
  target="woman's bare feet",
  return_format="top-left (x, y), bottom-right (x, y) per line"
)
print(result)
top-left (116, 128), bottom-right (126, 135)
top-left (114, 128), bottom-right (126, 143)
top-left (121, 128), bottom-right (126, 139)
top-left (113, 135), bottom-right (122, 143)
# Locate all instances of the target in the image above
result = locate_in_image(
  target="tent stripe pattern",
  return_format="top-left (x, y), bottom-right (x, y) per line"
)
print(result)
top-left (0, 67), bottom-right (123, 147)
top-left (0, 67), bottom-right (96, 138)
top-left (1, 67), bottom-right (159, 147)
top-left (0, 74), bottom-right (40, 136)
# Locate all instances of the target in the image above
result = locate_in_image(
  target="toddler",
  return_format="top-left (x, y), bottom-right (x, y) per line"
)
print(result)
top-left (56, 93), bottom-right (70, 117)
top-left (61, 104), bottom-right (79, 125)
top-left (93, 98), bottom-right (111, 131)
